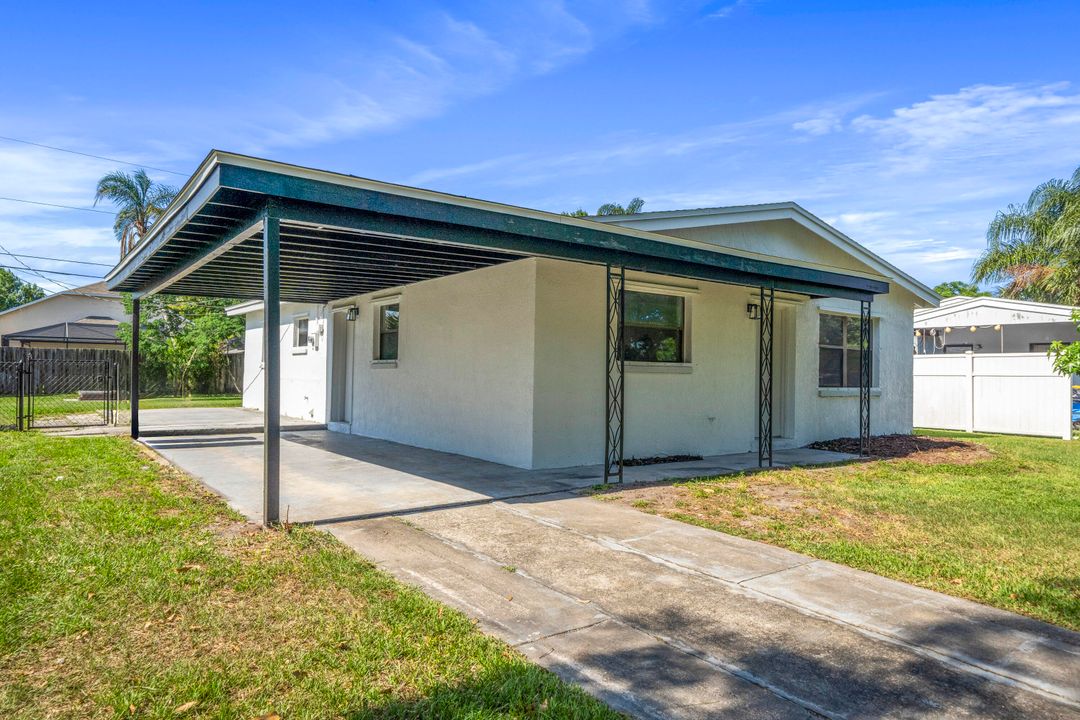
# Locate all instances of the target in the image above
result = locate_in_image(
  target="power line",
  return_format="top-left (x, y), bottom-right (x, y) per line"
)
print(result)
top-left (0, 264), bottom-right (103, 279)
top-left (0, 135), bottom-right (187, 176)
top-left (7, 252), bottom-right (113, 268)
top-left (0, 241), bottom-right (79, 292)
top-left (0, 196), bottom-right (114, 215)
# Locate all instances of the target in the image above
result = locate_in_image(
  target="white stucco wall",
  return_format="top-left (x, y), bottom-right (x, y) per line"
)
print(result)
top-left (241, 302), bottom-right (328, 422)
top-left (343, 260), bottom-right (537, 468)
top-left (238, 218), bottom-right (923, 469)
top-left (529, 258), bottom-right (918, 468)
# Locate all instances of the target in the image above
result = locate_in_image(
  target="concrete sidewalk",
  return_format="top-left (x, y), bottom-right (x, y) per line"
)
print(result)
top-left (144, 429), bottom-right (1080, 718)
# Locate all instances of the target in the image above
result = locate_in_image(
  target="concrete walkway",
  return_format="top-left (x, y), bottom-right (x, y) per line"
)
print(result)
top-left (144, 429), bottom-right (1080, 719)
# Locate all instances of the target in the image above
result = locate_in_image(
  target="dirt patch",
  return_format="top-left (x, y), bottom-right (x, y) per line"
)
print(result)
top-left (808, 434), bottom-right (992, 464)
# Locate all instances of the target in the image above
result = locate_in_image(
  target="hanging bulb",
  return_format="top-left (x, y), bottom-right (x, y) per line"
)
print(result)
top-left (969, 325), bottom-right (977, 332)
top-left (944, 326), bottom-right (952, 333)
top-left (994, 324), bottom-right (1001, 330)
top-left (914, 330), bottom-right (922, 337)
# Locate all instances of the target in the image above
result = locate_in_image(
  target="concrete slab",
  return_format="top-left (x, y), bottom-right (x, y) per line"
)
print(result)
top-left (742, 559), bottom-right (1080, 704)
top-left (407, 501), bottom-right (1079, 718)
top-left (519, 620), bottom-right (819, 720)
top-left (328, 517), bottom-right (605, 645)
top-left (502, 492), bottom-right (812, 584)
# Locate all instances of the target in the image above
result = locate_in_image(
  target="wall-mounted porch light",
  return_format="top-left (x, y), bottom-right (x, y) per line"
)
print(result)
top-left (746, 303), bottom-right (760, 320)
top-left (345, 306), bottom-right (359, 321)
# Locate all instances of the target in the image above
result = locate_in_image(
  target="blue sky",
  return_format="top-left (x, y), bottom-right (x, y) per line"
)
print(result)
top-left (1, 0), bottom-right (1078, 293)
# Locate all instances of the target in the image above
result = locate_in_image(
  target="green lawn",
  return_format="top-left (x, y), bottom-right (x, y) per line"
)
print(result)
top-left (0, 394), bottom-right (241, 423)
top-left (0, 433), bottom-right (618, 719)
top-left (600, 431), bottom-right (1080, 630)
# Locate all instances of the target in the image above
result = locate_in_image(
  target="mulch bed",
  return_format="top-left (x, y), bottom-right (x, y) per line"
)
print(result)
top-left (623, 454), bottom-right (704, 467)
top-left (807, 434), bottom-right (991, 463)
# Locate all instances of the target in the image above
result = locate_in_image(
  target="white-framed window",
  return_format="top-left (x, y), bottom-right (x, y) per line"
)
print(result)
top-left (623, 290), bottom-right (686, 363)
top-left (375, 303), bottom-right (399, 361)
top-left (293, 315), bottom-right (310, 352)
top-left (818, 313), bottom-right (874, 387)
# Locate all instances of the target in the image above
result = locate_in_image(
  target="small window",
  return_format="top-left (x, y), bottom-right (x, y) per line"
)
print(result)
top-left (293, 317), bottom-right (309, 349)
top-left (623, 291), bottom-right (685, 363)
top-left (818, 313), bottom-right (870, 387)
top-left (376, 303), bottom-right (399, 361)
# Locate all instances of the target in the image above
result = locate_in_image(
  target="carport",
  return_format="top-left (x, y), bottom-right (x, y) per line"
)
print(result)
top-left (106, 151), bottom-right (886, 526)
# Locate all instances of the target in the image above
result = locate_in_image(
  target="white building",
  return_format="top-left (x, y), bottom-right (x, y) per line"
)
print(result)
top-left (0, 282), bottom-right (128, 350)
top-left (914, 296), bottom-right (1080, 355)
top-left (229, 202), bottom-right (936, 470)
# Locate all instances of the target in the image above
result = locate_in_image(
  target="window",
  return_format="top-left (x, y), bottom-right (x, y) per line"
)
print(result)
top-left (293, 316), bottom-right (309, 350)
top-left (623, 291), bottom-right (685, 363)
top-left (818, 313), bottom-right (869, 387)
top-left (376, 303), bottom-right (399, 361)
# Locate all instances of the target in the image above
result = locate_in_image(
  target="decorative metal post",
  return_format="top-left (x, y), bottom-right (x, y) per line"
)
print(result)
top-left (604, 265), bottom-right (625, 484)
top-left (130, 297), bottom-right (140, 439)
top-left (758, 287), bottom-right (774, 467)
top-left (859, 299), bottom-right (873, 457)
top-left (263, 207), bottom-right (282, 525)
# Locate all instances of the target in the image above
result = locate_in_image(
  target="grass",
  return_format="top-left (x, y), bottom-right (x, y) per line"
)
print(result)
top-left (0, 394), bottom-right (241, 424)
top-left (0, 433), bottom-right (619, 719)
top-left (599, 430), bottom-right (1080, 630)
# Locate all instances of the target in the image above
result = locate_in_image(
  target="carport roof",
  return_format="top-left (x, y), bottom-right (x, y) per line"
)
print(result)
top-left (105, 151), bottom-right (889, 303)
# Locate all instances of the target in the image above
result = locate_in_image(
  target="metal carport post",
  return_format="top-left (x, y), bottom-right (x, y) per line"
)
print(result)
top-left (263, 205), bottom-right (281, 525)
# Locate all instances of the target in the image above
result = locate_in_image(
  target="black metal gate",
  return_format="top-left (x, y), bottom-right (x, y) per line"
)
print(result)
top-left (0, 349), bottom-right (121, 430)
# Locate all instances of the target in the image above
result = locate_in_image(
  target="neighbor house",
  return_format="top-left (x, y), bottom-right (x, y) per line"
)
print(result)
top-left (914, 296), bottom-right (1080, 354)
top-left (221, 181), bottom-right (936, 470)
top-left (0, 281), bottom-right (128, 349)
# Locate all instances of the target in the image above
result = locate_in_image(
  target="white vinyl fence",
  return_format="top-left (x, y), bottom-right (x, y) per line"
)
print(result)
top-left (913, 353), bottom-right (1073, 440)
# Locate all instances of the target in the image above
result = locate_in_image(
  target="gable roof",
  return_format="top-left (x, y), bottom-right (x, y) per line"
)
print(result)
top-left (0, 281), bottom-right (124, 319)
top-left (914, 295), bottom-right (1079, 327)
top-left (592, 202), bottom-right (939, 306)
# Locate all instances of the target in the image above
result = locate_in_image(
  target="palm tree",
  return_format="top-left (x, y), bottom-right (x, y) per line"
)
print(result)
top-left (94, 169), bottom-right (177, 257)
top-left (972, 166), bottom-right (1080, 304)
top-left (562, 197), bottom-right (646, 218)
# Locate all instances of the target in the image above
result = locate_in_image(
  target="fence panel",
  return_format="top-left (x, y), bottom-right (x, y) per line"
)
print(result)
top-left (913, 352), bottom-right (1073, 440)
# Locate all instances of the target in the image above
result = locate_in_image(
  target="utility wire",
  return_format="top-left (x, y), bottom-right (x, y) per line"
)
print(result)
top-left (7, 252), bottom-right (113, 268)
top-left (0, 264), bottom-right (103, 279)
top-left (0, 196), bottom-right (114, 215)
top-left (0, 135), bottom-right (186, 176)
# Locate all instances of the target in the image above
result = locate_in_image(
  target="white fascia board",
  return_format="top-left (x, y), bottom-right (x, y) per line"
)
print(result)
top-left (596, 203), bottom-right (940, 307)
top-left (225, 300), bottom-right (263, 317)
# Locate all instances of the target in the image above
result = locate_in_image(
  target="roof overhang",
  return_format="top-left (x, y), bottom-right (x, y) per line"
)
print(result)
top-left (106, 151), bottom-right (890, 304)
top-left (593, 202), bottom-right (936, 306)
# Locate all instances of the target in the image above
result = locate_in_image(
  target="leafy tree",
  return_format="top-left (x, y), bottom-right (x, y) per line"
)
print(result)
top-left (562, 197), bottom-right (645, 217)
top-left (1049, 310), bottom-right (1080, 377)
top-left (933, 280), bottom-right (990, 298)
top-left (94, 169), bottom-right (177, 257)
top-left (0, 268), bottom-right (45, 311)
top-left (117, 294), bottom-right (244, 396)
top-left (972, 166), bottom-right (1080, 304)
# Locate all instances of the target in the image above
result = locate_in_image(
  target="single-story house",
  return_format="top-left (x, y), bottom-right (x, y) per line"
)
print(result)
top-left (914, 296), bottom-right (1079, 354)
top-left (105, 151), bottom-right (935, 520)
top-left (0, 282), bottom-right (128, 349)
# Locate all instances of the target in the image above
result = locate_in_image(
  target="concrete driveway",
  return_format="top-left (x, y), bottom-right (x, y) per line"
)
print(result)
top-left (145, 428), bottom-right (1080, 719)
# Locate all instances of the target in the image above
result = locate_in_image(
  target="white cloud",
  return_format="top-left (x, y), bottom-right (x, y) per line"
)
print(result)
top-left (242, 1), bottom-right (654, 152)
top-left (851, 83), bottom-right (1080, 173)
